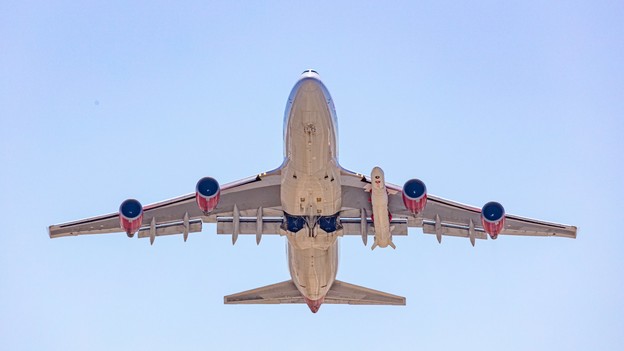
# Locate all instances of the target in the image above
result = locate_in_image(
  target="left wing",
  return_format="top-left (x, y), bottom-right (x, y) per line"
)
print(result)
top-left (339, 168), bottom-right (577, 244)
top-left (48, 169), bottom-right (283, 241)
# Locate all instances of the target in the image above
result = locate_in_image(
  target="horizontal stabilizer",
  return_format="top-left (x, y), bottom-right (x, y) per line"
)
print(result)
top-left (224, 280), bottom-right (304, 304)
top-left (224, 280), bottom-right (405, 306)
top-left (325, 280), bottom-right (405, 305)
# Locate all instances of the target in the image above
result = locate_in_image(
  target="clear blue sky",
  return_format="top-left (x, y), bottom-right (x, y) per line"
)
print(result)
top-left (1, 1), bottom-right (622, 350)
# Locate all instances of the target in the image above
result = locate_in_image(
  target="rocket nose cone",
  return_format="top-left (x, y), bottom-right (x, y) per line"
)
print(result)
top-left (304, 296), bottom-right (325, 313)
top-left (371, 166), bottom-right (384, 179)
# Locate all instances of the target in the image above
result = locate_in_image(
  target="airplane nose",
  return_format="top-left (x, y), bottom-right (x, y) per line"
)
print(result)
top-left (298, 70), bottom-right (322, 92)
top-left (301, 69), bottom-right (321, 81)
top-left (287, 69), bottom-right (327, 104)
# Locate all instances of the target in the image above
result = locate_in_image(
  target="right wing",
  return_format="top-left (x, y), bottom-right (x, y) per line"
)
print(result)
top-left (339, 168), bottom-right (577, 243)
top-left (48, 168), bottom-right (283, 240)
top-left (409, 194), bottom-right (578, 240)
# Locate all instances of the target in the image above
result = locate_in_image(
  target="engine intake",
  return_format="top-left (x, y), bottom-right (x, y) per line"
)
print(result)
top-left (481, 201), bottom-right (505, 239)
top-left (196, 177), bottom-right (220, 214)
top-left (119, 199), bottom-right (143, 237)
top-left (402, 179), bottom-right (427, 214)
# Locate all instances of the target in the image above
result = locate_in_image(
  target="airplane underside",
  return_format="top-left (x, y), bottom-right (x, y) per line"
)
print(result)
top-left (278, 71), bottom-right (346, 311)
top-left (48, 69), bottom-right (577, 314)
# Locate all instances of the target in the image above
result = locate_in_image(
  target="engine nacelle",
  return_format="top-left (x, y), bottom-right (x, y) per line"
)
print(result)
top-left (196, 177), bottom-right (220, 214)
top-left (402, 179), bottom-right (427, 214)
top-left (119, 199), bottom-right (143, 237)
top-left (481, 201), bottom-right (505, 239)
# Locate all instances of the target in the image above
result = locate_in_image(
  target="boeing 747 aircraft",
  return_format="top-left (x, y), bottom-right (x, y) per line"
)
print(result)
top-left (49, 70), bottom-right (577, 313)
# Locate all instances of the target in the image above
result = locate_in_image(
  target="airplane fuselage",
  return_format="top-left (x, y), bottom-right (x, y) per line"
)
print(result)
top-left (281, 71), bottom-right (342, 304)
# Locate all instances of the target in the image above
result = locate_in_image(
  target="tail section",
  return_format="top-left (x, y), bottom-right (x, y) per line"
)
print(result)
top-left (371, 232), bottom-right (397, 250)
top-left (224, 279), bottom-right (405, 312)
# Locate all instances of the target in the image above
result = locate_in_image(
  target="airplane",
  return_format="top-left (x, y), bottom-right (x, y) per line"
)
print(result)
top-left (49, 70), bottom-right (577, 313)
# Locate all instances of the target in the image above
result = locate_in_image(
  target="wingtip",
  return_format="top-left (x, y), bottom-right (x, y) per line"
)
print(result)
top-left (48, 225), bottom-right (60, 239)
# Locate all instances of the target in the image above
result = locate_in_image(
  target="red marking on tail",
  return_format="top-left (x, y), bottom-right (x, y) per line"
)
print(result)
top-left (304, 296), bottom-right (325, 313)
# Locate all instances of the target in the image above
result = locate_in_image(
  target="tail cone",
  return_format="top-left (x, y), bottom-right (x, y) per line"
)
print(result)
top-left (304, 296), bottom-right (325, 313)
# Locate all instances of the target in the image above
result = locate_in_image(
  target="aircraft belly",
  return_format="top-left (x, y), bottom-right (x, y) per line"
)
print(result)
top-left (280, 170), bottom-right (341, 216)
top-left (282, 75), bottom-right (342, 301)
top-left (287, 239), bottom-right (339, 300)
top-left (281, 89), bottom-right (341, 216)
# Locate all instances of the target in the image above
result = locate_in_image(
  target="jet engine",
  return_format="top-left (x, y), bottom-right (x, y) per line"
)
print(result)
top-left (119, 199), bottom-right (143, 237)
top-left (196, 177), bottom-right (220, 214)
top-left (402, 179), bottom-right (427, 214)
top-left (481, 201), bottom-right (505, 239)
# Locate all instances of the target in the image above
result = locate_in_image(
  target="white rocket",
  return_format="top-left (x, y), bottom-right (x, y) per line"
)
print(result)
top-left (364, 166), bottom-right (396, 250)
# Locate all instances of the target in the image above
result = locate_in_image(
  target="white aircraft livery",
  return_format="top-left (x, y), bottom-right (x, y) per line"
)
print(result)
top-left (49, 70), bottom-right (577, 313)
